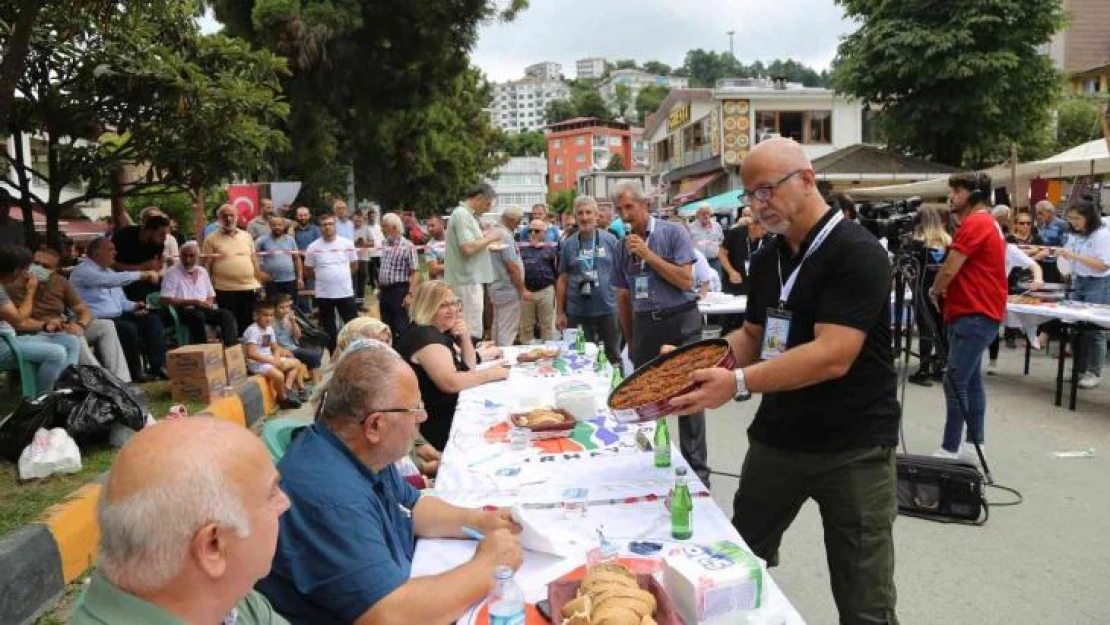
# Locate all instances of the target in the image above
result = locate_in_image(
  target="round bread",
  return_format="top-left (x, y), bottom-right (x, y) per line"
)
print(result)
top-left (580, 572), bottom-right (639, 593)
top-left (592, 605), bottom-right (641, 625)
top-left (640, 615), bottom-right (657, 625)
top-left (588, 563), bottom-right (636, 580)
top-left (560, 594), bottom-right (592, 619)
top-left (592, 588), bottom-right (656, 616)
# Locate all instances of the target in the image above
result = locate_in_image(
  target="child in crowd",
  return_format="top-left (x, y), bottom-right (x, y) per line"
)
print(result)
top-left (243, 301), bottom-right (305, 410)
top-left (272, 293), bottom-right (322, 375)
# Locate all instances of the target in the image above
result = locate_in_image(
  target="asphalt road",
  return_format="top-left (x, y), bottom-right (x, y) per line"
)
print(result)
top-left (688, 344), bottom-right (1110, 625)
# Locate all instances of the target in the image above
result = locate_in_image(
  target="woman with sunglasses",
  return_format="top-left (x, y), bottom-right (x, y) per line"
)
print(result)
top-left (393, 280), bottom-right (509, 448)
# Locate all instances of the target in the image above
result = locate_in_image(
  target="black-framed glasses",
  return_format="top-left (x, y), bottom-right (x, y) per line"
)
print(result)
top-left (1016, 220), bottom-right (1032, 225)
top-left (530, 229), bottom-right (543, 233)
top-left (358, 404), bottom-right (427, 425)
top-left (745, 169), bottom-right (805, 204)
top-left (438, 298), bottom-right (462, 309)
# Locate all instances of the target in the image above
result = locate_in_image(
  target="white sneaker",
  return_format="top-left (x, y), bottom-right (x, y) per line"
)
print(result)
top-left (986, 360), bottom-right (998, 375)
top-left (932, 447), bottom-right (960, 460)
top-left (959, 442), bottom-right (983, 466)
top-left (1078, 373), bottom-right (1101, 389)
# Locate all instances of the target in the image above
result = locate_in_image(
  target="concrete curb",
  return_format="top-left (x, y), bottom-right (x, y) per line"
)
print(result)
top-left (0, 376), bottom-right (276, 625)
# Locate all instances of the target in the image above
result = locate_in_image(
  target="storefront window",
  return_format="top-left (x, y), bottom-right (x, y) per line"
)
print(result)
top-left (755, 110), bottom-right (833, 145)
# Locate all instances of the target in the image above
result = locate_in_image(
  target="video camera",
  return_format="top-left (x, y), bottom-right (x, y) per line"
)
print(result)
top-left (859, 197), bottom-right (923, 252)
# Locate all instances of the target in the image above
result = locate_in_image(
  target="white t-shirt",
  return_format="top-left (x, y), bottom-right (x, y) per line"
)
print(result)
top-left (693, 249), bottom-right (722, 293)
top-left (305, 236), bottom-right (357, 298)
top-left (243, 323), bottom-right (276, 362)
top-left (1064, 225), bottom-right (1110, 278)
top-left (1004, 243), bottom-right (1035, 276)
top-left (161, 235), bottom-right (179, 276)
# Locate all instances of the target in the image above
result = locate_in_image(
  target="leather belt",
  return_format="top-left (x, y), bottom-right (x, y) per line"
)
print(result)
top-left (635, 300), bottom-right (698, 322)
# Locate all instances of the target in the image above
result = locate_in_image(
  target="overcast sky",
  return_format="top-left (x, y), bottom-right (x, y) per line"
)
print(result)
top-left (474, 0), bottom-right (855, 82)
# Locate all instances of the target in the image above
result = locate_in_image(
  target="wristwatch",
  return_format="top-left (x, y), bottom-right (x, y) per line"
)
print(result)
top-left (733, 368), bottom-right (751, 402)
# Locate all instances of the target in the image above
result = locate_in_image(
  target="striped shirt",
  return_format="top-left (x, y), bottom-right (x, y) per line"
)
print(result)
top-left (378, 237), bottom-right (418, 286)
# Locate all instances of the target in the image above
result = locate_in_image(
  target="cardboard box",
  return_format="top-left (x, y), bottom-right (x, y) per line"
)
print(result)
top-left (170, 367), bottom-right (227, 403)
top-left (224, 344), bottom-right (248, 387)
top-left (166, 344), bottom-right (226, 379)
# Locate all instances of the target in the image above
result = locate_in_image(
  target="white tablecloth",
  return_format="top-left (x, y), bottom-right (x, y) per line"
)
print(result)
top-left (411, 347), bottom-right (804, 624)
top-left (1007, 302), bottom-right (1110, 348)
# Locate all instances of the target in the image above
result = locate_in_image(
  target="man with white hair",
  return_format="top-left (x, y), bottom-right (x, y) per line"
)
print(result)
top-left (257, 342), bottom-right (522, 625)
top-left (202, 203), bottom-right (265, 335)
top-left (489, 206), bottom-right (527, 346)
top-left (70, 417), bottom-right (290, 624)
top-left (689, 202), bottom-right (724, 278)
top-left (161, 241), bottom-right (240, 346)
top-left (376, 212), bottom-right (420, 339)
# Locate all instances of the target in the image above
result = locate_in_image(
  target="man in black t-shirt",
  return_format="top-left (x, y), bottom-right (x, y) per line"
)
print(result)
top-left (112, 213), bottom-right (170, 301)
top-left (717, 218), bottom-right (772, 296)
top-left (672, 138), bottom-right (899, 624)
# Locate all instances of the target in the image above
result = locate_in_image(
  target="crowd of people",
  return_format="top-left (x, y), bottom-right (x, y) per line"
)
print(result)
top-left (2, 134), bottom-right (1107, 625)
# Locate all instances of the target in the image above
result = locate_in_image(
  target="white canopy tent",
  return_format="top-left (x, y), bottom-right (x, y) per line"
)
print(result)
top-left (849, 139), bottom-right (1110, 200)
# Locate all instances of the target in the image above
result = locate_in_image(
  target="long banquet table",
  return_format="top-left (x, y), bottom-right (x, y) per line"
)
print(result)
top-left (410, 346), bottom-right (805, 624)
top-left (1007, 300), bottom-right (1110, 410)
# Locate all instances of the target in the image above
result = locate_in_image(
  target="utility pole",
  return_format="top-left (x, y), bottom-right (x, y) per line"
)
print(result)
top-left (727, 30), bottom-right (735, 58)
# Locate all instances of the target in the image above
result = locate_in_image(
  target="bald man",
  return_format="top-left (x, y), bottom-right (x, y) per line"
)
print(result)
top-left (71, 417), bottom-right (290, 624)
top-left (671, 138), bottom-right (899, 623)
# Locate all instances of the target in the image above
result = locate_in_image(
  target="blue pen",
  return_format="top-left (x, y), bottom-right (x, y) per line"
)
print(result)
top-left (461, 526), bottom-right (485, 541)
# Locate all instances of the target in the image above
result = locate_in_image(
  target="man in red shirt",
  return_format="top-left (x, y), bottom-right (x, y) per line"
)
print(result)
top-left (929, 173), bottom-right (1007, 461)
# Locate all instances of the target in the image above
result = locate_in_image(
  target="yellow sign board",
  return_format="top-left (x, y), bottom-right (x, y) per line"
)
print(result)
top-left (667, 102), bottom-right (692, 132)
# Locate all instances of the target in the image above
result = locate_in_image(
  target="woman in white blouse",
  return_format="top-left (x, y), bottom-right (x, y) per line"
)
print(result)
top-left (1057, 200), bottom-right (1110, 389)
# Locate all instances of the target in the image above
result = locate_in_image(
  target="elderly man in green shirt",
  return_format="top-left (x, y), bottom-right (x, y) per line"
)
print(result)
top-left (69, 417), bottom-right (290, 625)
top-left (445, 182), bottom-right (501, 342)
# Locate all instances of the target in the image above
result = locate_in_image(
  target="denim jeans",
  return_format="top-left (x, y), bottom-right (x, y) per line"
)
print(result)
top-left (942, 314), bottom-right (1000, 452)
top-left (1072, 275), bottom-right (1110, 377)
top-left (0, 332), bottom-right (80, 393)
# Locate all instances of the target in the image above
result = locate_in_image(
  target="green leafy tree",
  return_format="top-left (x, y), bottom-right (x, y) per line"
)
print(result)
top-left (545, 99), bottom-right (578, 124)
top-left (636, 84), bottom-right (670, 122)
top-left (1055, 94), bottom-right (1108, 152)
top-left (499, 130), bottom-right (546, 157)
top-left (547, 188), bottom-right (576, 214)
top-left (613, 59), bottom-right (638, 70)
top-left (641, 60), bottom-right (672, 76)
top-left (212, 0), bottom-right (528, 208)
top-left (574, 89), bottom-right (611, 121)
top-left (832, 0), bottom-right (1065, 167)
top-left (613, 83), bottom-right (632, 119)
top-left (1, 1), bottom-right (287, 245)
top-left (681, 49), bottom-right (744, 87)
top-left (605, 153), bottom-right (625, 171)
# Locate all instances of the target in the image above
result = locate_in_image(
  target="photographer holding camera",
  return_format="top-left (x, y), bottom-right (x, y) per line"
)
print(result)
top-left (928, 173), bottom-right (1007, 462)
top-left (556, 196), bottom-right (621, 365)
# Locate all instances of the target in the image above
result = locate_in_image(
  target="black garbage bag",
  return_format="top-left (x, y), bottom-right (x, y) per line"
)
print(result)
top-left (54, 365), bottom-right (148, 443)
top-left (0, 392), bottom-right (72, 462)
top-left (294, 306), bottom-right (331, 350)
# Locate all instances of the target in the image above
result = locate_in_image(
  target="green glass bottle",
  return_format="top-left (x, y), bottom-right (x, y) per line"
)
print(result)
top-left (595, 347), bottom-right (608, 373)
top-left (654, 419), bottom-right (671, 467)
top-left (575, 329), bottom-right (585, 355)
top-left (671, 467), bottom-right (693, 540)
top-left (610, 365), bottom-right (623, 390)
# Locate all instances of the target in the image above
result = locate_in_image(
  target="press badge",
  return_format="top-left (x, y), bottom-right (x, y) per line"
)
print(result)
top-left (744, 260), bottom-right (751, 274)
top-left (584, 270), bottom-right (598, 282)
top-left (634, 275), bottom-right (650, 299)
top-left (761, 308), bottom-right (792, 360)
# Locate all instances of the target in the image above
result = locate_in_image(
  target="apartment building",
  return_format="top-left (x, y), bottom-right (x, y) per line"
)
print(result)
top-left (576, 57), bottom-right (607, 80)
top-left (490, 77), bottom-right (571, 134)
top-left (597, 69), bottom-right (689, 119)
top-left (544, 118), bottom-right (632, 192)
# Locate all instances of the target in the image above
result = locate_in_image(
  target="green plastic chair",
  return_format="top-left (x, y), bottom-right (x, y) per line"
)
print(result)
top-left (261, 417), bottom-right (310, 464)
top-left (0, 333), bottom-right (37, 398)
top-left (146, 292), bottom-right (190, 347)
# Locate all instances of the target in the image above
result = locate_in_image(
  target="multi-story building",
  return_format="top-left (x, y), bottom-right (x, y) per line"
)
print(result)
top-left (489, 157), bottom-right (548, 209)
top-left (1070, 63), bottom-right (1110, 94)
top-left (544, 117), bottom-right (632, 192)
top-left (598, 69), bottom-right (689, 119)
top-left (524, 61), bottom-right (562, 81)
top-left (490, 77), bottom-right (571, 134)
top-left (576, 57), bottom-right (607, 80)
top-left (1047, 0), bottom-right (1110, 74)
top-left (643, 78), bottom-right (865, 206)
top-left (630, 127), bottom-right (649, 170)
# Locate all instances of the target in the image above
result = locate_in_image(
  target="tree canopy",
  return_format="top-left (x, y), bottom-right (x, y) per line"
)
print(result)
top-left (497, 130), bottom-right (546, 157)
top-left (212, 0), bottom-right (527, 212)
top-left (679, 49), bottom-right (829, 88)
top-left (832, 0), bottom-right (1065, 167)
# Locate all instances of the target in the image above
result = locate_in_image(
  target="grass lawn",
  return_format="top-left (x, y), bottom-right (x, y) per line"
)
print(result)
top-left (0, 380), bottom-right (205, 538)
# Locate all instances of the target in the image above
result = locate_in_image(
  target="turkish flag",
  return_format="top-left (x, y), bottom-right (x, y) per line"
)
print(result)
top-left (226, 184), bottom-right (259, 228)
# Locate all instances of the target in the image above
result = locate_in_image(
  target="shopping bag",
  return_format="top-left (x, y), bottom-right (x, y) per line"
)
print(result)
top-left (18, 428), bottom-right (82, 480)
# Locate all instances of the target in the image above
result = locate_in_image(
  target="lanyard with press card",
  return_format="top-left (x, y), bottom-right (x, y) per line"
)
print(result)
top-left (761, 307), bottom-right (792, 360)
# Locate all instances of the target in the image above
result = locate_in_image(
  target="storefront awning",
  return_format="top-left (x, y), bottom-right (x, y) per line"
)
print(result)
top-left (679, 189), bottom-right (746, 217)
top-left (671, 172), bottom-right (722, 204)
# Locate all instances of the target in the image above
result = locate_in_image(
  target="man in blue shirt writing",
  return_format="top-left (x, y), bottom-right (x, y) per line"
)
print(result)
top-left (256, 342), bottom-right (522, 625)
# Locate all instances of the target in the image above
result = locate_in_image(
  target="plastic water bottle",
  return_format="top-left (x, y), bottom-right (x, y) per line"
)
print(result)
top-left (488, 565), bottom-right (526, 625)
top-left (671, 467), bottom-right (693, 540)
top-left (654, 420), bottom-right (671, 468)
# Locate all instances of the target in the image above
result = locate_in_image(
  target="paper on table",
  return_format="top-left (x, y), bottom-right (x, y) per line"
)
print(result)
top-left (475, 358), bottom-right (509, 371)
top-left (511, 504), bottom-right (590, 558)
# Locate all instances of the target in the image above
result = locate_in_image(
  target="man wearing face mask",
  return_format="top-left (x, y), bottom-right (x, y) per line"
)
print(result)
top-left (4, 248), bottom-right (132, 382)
